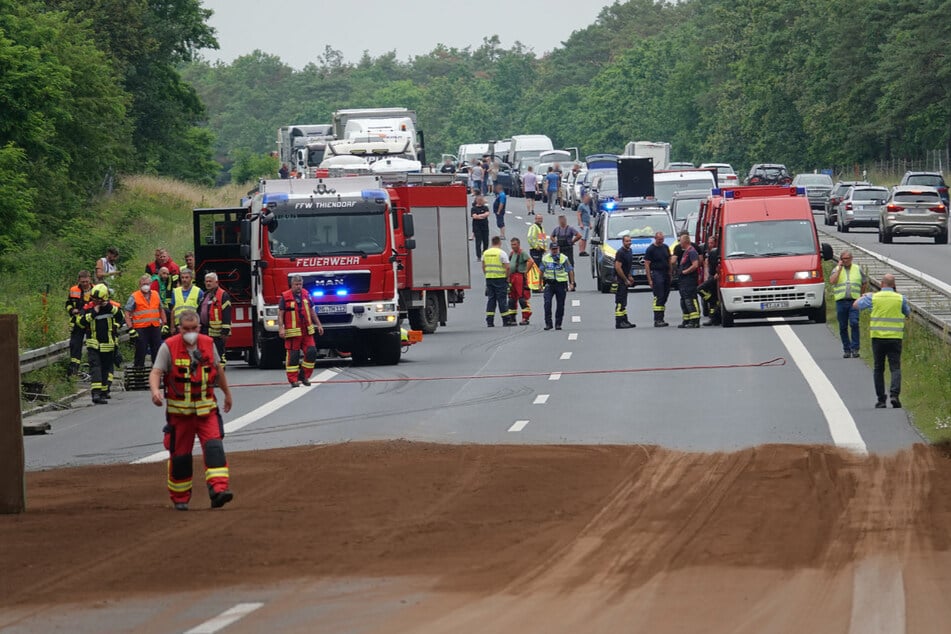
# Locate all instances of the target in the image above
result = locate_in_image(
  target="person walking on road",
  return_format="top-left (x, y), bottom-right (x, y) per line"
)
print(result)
top-left (830, 250), bottom-right (868, 358)
top-left (278, 275), bottom-right (325, 387)
top-left (149, 309), bottom-right (234, 511)
top-left (66, 270), bottom-right (93, 376)
top-left (507, 238), bottom-right (533, 325)
top-left (482, 236), bottom-right (511, 327)
top-left (527, 214), bottom-right (548, 268)
top-left (200, 272), bottom-right (233, 367)
top-left (125, 274), bottom-right (165, 367)
top-left (522, 166), bottom-right (538, 213)
top-left (544, 166), bottom-right (561, 214)
top-left (644, 232), bottom-right (671, 327)
top-left (493, 182), bottom-right (507, 240)
top-left (81, 284), bottom-right (122, 404)
top-left (853, 274), bottom-right (910, 408)
top-left (613, 235), bottom-right (636, 329)
top-left (471, 194), bottom-right (491, 260)
top-left (577, 193), bottom-right (593, 256)
top-left (542, 241), bottom-right (573, 331)
top-left (551, 214), bottom-right (581, 286)
top-left (675, 232), bottom-right (701, 328)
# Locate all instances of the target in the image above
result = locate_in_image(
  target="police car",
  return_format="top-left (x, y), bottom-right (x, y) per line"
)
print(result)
top-left (589, 203), bottom-right (677, 293)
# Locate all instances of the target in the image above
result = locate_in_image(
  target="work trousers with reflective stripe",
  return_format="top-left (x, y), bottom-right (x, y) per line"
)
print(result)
top-left (651, 272), bottom-right (671, 322)
top-left (871, 338), bottom-right (902, 401)
top-left (679, 276), bottom-right (701, 322)
top-left (699, 277), bottom-right (720, 319)
top-left (614, 280), bottom-right (630, 323)
top-left (68, 326), bottom-right (85, 375)
top-left (88, 349), bottom-right (113, 398)
top-left (507, 272), bottom-right (532, 322)
top-left (485, 278), bottom-right (509, 325)
top-left (133, 326), bottom-right (162, 367)
top-left (164, 410), bottom-right (229, 504)
top-left (285, 334), bottom-right (316, 383)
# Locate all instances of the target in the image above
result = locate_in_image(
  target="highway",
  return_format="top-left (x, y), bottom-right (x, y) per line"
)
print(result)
top-left (4, 195), bottom-right (948, 634)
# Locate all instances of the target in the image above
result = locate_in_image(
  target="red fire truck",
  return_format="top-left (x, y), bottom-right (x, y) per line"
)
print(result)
top-left (192, 174), bottom-right (470, 366)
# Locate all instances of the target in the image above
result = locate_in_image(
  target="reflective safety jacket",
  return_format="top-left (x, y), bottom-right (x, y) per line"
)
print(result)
top-left (80, 302), bottom-right (122, 352)
top-left (482, 247), bottom-right (507, 279)
top-left (66, 284), bottom-right (91, 328)
top-left (280, 289), bottom-right (315, 338)
top-left (130, 290), bottom-right (162, 328)
top-left (870, 290), bottom-right (905, 339)
top-left (542, 253), bottom-right (570, 282)
top-left (201, 288), bottom-right (232, 337)
top-left (172, 286), bottom-right (202, 325)
top-left (164, 333), bottom-right (218, 416)
top-left (833, 265), bottom-right (864, 301)
top-left (527, 223), bottom-right (547, 251)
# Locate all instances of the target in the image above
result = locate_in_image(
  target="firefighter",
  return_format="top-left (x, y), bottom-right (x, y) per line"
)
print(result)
top-left (149, 309), bottom-right (234, 511)
top-left (542, 241), bottom-right (573, 330)
top-left (527, 214), bottom-right (548, 268)
top-left (278, 275), bottom-right (324, 387)
top-left (80, 284), bottom-right (122, 404)
top-left (482, 236), bottom-right (510, 327)
top-left (507, 237), bottom-right (532, 325)
top-left (613, 234), bottom-right (636, 329)
top-left (199, 272), bottom-right (232, 367)
top-left (644, 231), bottom-right (671, 327)
top-left (65, 270), bottom-right (93, 376)
top-left (675, 232), bottom-right (702, 328)
top-left (699, 234), bottom-right (722, 326)
top-left (125, 274), bottom-right (165, 367)
top-left (170, 268), bottom-right (204, 332)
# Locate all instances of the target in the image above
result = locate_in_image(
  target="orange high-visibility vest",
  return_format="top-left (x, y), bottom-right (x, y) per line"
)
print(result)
top-left (131, 290), bottom-right (162, 328)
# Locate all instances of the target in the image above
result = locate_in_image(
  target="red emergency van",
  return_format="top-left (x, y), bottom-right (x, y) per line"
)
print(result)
top-left (697, 186), bottom-right (833, 327)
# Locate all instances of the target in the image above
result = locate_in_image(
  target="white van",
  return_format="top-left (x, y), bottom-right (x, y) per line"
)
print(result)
top-left (456, 143), bottom-right (489, 166)
top-left (653, 169), bottom-right (716, 205)
top-left (510, 135), bottom-right (554, 170)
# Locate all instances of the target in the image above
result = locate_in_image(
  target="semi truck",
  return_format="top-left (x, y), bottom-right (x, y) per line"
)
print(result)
top-left (278, 124), bottom-right (334, 177)
top-left (331, 108), bottom-right (425, 164)
top-left (192, 174), bottom-right (469, 367)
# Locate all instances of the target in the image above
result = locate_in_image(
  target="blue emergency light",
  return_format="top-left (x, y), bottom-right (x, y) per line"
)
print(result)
top-left (335, 289), bottom-right (348, 296)
top-left (312, 290), bottom-right (325, 297)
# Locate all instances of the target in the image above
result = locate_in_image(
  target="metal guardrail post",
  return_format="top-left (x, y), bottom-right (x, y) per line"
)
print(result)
top-left (1, 315), bottom-right (26, 513)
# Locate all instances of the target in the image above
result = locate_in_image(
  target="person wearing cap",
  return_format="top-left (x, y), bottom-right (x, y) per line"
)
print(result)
top-left (541, 240), bottom-right (573, 330)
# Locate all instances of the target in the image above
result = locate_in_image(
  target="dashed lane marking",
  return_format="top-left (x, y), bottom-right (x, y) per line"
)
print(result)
top-left (533, 394), bottom-right (550, 405)
top-left (849, 555), bottom-right (906, 634)
top-left (560, 352), bottom-right (573, 360)
top-left (549, 372), bottom-right (562, 381)
top-left (184, 602), bottom-right (264, 634)
top-left (508, 420), bottom-right (529, 432)
top-left (571, 315), bottom-right (581, 323)
top-left (515, 215), bottom-right (522, 219)
top-left (524, 221), bottom-right (532, 226)
top-left (132, 369), bottom-right (340, 464)
top-left (571, 299), bottom-right (580, 307)
top-left (568, 333), bottom-right (578, 340)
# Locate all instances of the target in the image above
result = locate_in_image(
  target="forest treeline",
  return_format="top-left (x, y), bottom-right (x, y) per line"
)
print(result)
top-left (2, 0), bottom-right (949, 265)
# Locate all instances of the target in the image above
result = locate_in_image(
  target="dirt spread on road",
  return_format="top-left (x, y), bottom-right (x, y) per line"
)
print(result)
top-left (3, 441), bottom-right (951, 629)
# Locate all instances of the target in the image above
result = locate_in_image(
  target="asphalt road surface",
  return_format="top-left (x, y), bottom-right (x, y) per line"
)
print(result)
top-left (4, 194), bottom-right (947, 634)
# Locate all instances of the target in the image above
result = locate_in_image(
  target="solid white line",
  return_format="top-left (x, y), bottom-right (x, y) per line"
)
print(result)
top-left (847, 241), bottom-right (951, 295)
top-left (508, 420), bottom-right (529, 432)
top-left (571, 315), bottom-right (581, 323)
top-left (549, 372), bottom-right (562, 381)
top-left (533, 394), bottom-right (549, 405)
top-left (560, 352), bottom-right (572, 360)
top-left (571, 299), bottom-right (581, 307)
top-left (568, 333), bottom-right (578, 340)
top-left (771, 325), bottom-right (868, 455)
top-left (849, 556), bottom-right (906, 634)
top-left (132, 369), bottom-right (340, 464)
top-left (185, 602), bottom-right (264, 634)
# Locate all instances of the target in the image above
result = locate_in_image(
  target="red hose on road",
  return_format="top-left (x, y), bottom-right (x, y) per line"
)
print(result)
top-left (227, 357), bottom-right (787, 388)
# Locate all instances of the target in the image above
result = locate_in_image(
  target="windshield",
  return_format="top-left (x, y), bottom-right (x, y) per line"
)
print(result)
top-left (905, 175), bottom-right (944, 187)
top-left (307, 147), bottom-right (326, 167)
top-left (515, 149), bottom-right (546, 163)
top-left (671, 197), bottom-right (704, 221)
top-left (796, 174), bottom-right (832, 186)
top-left (654, 178), bottom-right (715, 203)
top-left (597, 175), bottom-right (619, 197)
top-left (606, 214), bottom-right (674, 239)
top-left (267, 201), bottom-right (388, 257)
top-left (724, 220), bottom-right (816, 258)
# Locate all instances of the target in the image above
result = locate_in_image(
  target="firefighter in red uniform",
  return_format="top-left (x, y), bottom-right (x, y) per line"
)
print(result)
top-left (506, 237), bottom-right (533, 325)
top-left (149, 309), bottom-right (234, 511)
top-left (199, 272), bottom-right (232, 367)
top-left (65, 270), bottom-right (93, 376)
top-left (145, 247), bottom-right (181, 287)
top-left (278, 275), bottom-right (324, 387)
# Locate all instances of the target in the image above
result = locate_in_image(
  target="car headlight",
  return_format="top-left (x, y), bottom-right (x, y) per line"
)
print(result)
top-left (375, 303), bottom-right (396, 312)
top-left (264, 306), bottom-right (279, 317)
top-left (793, 270), bottom-right (818, 280)
top-left (727, 274), bottom-right (752, 283)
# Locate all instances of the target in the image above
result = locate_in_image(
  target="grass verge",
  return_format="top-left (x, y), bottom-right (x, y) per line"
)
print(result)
top-left (822, 261), bottom-right (951, 442)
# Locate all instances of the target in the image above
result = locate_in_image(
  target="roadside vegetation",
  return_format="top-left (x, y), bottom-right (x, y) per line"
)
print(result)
top-left (822, 262), bottom-right (951, 442)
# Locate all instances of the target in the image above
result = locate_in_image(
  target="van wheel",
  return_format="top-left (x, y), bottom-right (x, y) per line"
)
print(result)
top-left (936, 231), bottom-right (948, 245)
top-left (883, 229), bottom-right (893, 244)
top-left (720, 300), bottom-right (735, 328)
top-left (840, 222), bottom-right (849, 233)
top-left (809, 300), bottom-right (827, 324)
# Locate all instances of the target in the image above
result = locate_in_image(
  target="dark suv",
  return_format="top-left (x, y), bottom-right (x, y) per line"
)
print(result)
top-left (900, 171), bottom-right (949, 206)
top-left (744, 163), bottom-right (792, 186)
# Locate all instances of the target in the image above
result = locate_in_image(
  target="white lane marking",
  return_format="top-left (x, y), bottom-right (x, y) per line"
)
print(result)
top-left (533, 394), bottom-right (549, 405)
top-left (560, 352), bottom-right (572, 360)
top-left (549, 372), bottom-right (562, 381)
top-left (515, 215), bottom-right (523, 219)
top-left (571, 315), bottom-right (581, 323)
top-left (772, 325), bottom-right (868, 455)
top-left (524, 221), bottom-right (532, 226)
top-left (133, 369), bottom-right (340, 464)
top-left (185, 602), bottom-right (264, 634)
top-left (846, 240), bottom-right (951, 295)
top-left (849, 556), bottom-right (906, 634)
top-left (568, 333), bottom-right (578, 340)
top-left (571, 299), bottom-right (580, 307)
top-left (508, 420), bottom-right (529, 432)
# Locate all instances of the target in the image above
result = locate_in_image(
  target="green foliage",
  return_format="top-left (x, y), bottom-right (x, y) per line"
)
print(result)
top-left (0, 144), bottom-right (38, 258)
top-left (230, 149), bottom-right (279, 184)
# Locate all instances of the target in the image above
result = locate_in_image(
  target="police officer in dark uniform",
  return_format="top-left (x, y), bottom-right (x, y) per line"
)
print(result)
top-left (675, 232), bottom-right (701, 328)
top-left (644, 231), bottom-right (671, 327)
top-left (699, 234), bottom-right (721, 326)
top-left (613, 234), bottom-right (635, 328)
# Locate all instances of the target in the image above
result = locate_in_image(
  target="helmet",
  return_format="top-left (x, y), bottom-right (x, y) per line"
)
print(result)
top-left (90, 284), bottom-right (109, 301)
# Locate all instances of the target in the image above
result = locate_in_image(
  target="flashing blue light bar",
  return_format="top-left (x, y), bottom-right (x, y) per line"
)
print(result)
top-left (711, 188), bottom-right (722, 196)
top-left (361, 189), bottom-right (389, 202)
top-left (795, 187), bottom-right (807, 196)
top-left (335, 289), bottom-right (348, 296)
top-left (312, 290), bottom-right (325, 297)
top-left (604, 200), bottom-right (617, 211)
top-left (261, 192), bottom-right (290, 204)
top-left (725, 190), bottom-right (736, 199)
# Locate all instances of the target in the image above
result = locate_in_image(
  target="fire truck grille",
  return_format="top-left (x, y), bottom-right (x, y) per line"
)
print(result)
top-left (318, 314), bottom-right (354, 325)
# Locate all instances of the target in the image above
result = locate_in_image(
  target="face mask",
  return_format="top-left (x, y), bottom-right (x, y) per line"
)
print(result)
top-left (183, 332), bottom-right (198, 345)
top-left (141, 284), bottom-right (151, 293)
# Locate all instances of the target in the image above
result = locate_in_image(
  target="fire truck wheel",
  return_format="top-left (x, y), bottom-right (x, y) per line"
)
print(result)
top-left (373, 330), bottom-right (402, 366)
top-left (255, 329), bottom-right (285, 369)
top-left (409, 294), bottom-right (440, 334)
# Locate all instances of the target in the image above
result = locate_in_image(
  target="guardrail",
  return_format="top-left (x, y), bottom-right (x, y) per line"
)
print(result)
top-left (19, 331), bottom-right (132, 375)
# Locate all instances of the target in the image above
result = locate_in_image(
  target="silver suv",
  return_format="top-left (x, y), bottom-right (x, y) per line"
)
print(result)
top-left (879, 186), bottom-right (949, 244)
top-left (837, 186), bottom-right (888, 233)
top-left (792, 173), bottom-right (833, 210)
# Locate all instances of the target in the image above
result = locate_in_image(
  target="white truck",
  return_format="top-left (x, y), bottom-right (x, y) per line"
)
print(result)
top-left (278, 124), bottom-right (334, 177)
top-left (623, 141), bottom-right (671, 171)
top-left (331, 108), bottom-right (425, 164)
top-left (509, 134), bottom-right (554, 171)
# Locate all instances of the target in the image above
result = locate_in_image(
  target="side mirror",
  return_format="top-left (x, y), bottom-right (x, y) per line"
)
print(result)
top-left (240, 219), bottom-right (251, 245)
top-left (590, 236), bottom-right (602, 245)
top-left (239, 245), bottom-right (250, 259)
top-left (404, 238), bottom-right (416, 250)
top-left (821, 242), bottom-right (834, 261)
top-left (403, 213), bottom-right (415, 238)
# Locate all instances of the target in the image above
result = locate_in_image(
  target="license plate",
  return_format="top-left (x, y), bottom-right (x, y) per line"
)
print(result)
top-left (760, 301), bottom-right (789, 310)
top-left (317, 304), bottom-right (348, 314)
top-left (632, 268), bottom-right (644, 276)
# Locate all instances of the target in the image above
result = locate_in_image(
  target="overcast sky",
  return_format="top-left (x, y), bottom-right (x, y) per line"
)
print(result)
top-left (199, 0), bottom-right (614, 69)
